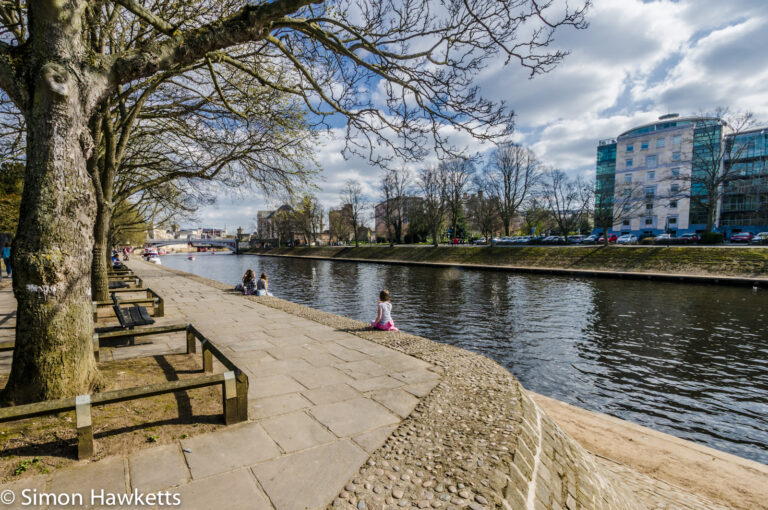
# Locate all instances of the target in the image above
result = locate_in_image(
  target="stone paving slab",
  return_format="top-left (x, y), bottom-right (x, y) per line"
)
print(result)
top-left (175, 469), bottom-right (271, 510)
top-left (129, 443), bottom-right (189, 492)
top-left (260, 411), bottom-right (336, 452)
top-left (310, 398), bottom-right (400, 437)
top-left (181, 422), bottom-right (281, 480)
top-left (251, 441), bottom-right (368, 510)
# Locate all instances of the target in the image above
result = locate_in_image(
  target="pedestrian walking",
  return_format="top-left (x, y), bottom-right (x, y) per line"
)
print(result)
top-left (2, 242), bottom-right (11, 278)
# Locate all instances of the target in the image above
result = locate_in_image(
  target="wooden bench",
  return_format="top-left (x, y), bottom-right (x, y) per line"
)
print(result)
top-left (106, 293), bottom-right (155, 347)
top-left (93, 288), bottom-right (164, 323)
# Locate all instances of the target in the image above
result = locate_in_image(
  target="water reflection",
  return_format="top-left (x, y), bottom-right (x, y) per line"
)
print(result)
top-left (160, 253), bottom-right (768, 463)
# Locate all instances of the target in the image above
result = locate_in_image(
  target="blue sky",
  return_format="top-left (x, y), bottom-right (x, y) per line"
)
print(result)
top-left (192, 0), bottom-right (768, 232)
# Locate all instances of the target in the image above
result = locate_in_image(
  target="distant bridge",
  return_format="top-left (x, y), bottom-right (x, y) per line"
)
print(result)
top-left (145, 237), bottom-right (241, 253)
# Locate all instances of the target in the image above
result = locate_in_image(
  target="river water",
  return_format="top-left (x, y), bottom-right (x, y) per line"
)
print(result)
top-left (160, 252), bottom-right (768, 463)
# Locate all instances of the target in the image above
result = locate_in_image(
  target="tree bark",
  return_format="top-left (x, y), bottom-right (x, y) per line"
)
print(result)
top-left (2, 2), bottom-right (104, 404)
top-left (91, 202), bottom-right (112, 302)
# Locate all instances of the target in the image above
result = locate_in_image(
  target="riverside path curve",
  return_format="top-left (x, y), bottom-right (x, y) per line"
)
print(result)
top-left (0, 263), bottom-right (746, 509)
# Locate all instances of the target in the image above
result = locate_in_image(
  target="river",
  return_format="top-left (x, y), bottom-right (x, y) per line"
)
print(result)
top-left (159, 252), bottom-right (768, 464)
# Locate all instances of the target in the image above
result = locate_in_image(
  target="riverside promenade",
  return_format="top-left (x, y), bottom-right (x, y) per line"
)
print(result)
top-left (0, 263), bottom-right (760, 509)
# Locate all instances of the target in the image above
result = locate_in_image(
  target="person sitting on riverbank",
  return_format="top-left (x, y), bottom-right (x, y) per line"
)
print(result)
top-left (370, 289), bottom-right (399, 331)
top-left (242, 269), bottom-right (257, 295)
top-left (256, 273), bottom-right (272, 296)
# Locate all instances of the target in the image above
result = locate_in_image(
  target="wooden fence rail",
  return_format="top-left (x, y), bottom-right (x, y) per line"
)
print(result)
top-left (0, 324), bottom-right (249, 459)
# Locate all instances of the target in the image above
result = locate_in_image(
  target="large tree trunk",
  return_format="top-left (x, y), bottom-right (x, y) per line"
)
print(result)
top-left (91, 202), bottom-right (111, 302)
top-left (2, 2), bottom-right (103, 404)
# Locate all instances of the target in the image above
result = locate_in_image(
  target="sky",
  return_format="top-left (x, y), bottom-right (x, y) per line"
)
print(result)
top-left (190, 0), bottom-right (768, 232)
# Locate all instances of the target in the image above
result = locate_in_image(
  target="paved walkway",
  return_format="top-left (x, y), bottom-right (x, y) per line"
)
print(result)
top-left (1, 265), bottom-right (442, 510)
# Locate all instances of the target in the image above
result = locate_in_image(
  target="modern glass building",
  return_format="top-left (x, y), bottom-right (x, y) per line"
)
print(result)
top-left (594, 114), bottom-right (768, 237)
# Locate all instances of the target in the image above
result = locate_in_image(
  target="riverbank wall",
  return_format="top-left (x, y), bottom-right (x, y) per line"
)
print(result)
top-left (247, 245), bottom-right (768, 285)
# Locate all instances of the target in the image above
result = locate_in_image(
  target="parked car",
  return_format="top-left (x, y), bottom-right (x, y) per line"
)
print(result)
top-left (655, 233), bottom-right (676, 244)
top-left (513, 236), bottom-right (532, 244)
top-left (616, 234), bottom-right (638, 245)
top-left (598, 234), bottom-right (618, 243)
top-left (678, 233), bottom-right (700, 244)
top-left (730, 232), bottom-right (754, 243)
top-left (567, 235), bottom-right (586, 244)
top-left (473, 237), bottom-right (487, 245)
top-left (749, 232), bottom-right (768, 245)
top-left (583, 234), bottom-right (599, 244)
top-left (542, 235), bottom-right (563, 244)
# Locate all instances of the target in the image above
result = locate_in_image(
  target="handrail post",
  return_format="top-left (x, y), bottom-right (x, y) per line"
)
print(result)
top-left (76, 395), bottom-right (94, 459)
top-left (186, 326), bottom-right (196, 354)
top-left (236, 370), bottom-right (249, 422)
top-left (202, 339), bottom-right (213, 373)
top-left (92, 301), bottom-right (98, 323)
top-left (223, 371), bottom-right (238, 425)
top-left (155, 293), bottom-right (164, 317)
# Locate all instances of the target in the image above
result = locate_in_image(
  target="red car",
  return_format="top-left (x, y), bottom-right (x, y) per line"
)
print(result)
top-left (679, 233), bottom-right (700, 244)
top-left (730, 232), bottom-right (754, 243)
top-left (598, 234), bottom-right (618, 243)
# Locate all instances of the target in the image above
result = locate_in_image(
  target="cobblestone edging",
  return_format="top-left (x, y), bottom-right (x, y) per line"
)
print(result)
top-left (154, 265), bottom-right (722, 509)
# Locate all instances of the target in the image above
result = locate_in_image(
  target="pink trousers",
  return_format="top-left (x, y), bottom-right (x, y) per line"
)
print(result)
top-left (371, 320), bottom-right (399, 331)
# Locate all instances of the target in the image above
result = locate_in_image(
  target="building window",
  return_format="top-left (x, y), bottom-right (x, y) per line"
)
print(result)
top-left (622, 220), bottom-right (630, 226)
top-left (648, 171), bottom-right (655, 180)
top-left (671, 167), bottom-right (680, 177)
top-left (646, 203), bottom-right (653, 210)
top-left (672, 151), bottom-right (681, 161)
top-left (656, 138), bottom-right (665, 148)
top-left (670, 200), bottom-right (678, 208)
top-left (626, 144), bottom-right (634, 152)
top-left (669, 217), bottom-right (677, 224)
top-left (623, 204), bottom-right (631, 211)
top-left (644, 186), bottom-right (655, 198)
top-left (625, 174), bottom-right (632, 184)
top-left (626, 159), bottom-right (633, 167)
top-left (623, 188), bottom-right (632, 197)
top-left (646, 155), bottom-right (658, 168)
top-left (673, 135), bottom-right (682, 145)
top-left (645, 218), bottom-right (653, 225)
top-left (641, 141), bottom-right (649, 150)
top-left (671, 184), bottom-right (679, 193)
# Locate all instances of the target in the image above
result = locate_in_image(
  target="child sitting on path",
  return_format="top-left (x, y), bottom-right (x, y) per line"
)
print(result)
top-left (256, 273), bottom-right (270, 296)
top-left (242, 269), bottom-right (257, 295)
top-left (370, 289), bottom-right (398, 331)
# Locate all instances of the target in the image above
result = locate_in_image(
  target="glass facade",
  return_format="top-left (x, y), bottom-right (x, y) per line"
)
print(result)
top-left (595, 141), bottom-right (617, 227)
top-left (720, 129), bottom-right (768, 230)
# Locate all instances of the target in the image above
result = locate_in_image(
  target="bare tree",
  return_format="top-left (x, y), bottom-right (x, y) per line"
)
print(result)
top-left (594, 179), bottom-right (647, 245)
top-left (483, 144), bottom-right (540, 236)
top-left (0, 0), bottom-right (589, 402)
top-left (467, 177), bottom-right (500, 244)
top-left (340, 180), bottom-right (369, 248)
top-left (379, 168), bottom-right (412, 246)
top-left (442, 159), bottom-right (475, 241)
top-left (417, 166), bottom-right (448, 246)
top-left (541, 168), bottom-right (591, 242)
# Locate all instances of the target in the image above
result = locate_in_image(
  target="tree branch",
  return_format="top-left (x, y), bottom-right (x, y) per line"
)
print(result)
top-left (109, 0), bottom-right (320, 86)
